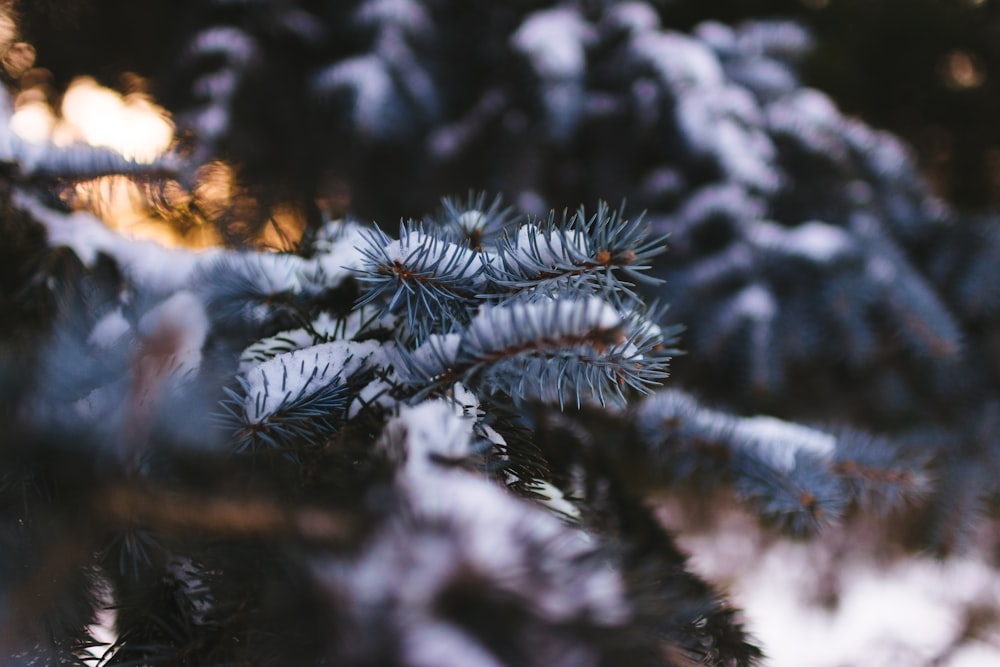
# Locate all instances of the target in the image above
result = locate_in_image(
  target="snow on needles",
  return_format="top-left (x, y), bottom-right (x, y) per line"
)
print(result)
top-left (242, 340), bottom-right (381, 424)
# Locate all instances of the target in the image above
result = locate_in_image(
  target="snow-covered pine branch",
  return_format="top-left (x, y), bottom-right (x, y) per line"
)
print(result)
top-left (393, 297), bottom-right (675, 408)
top-left (636, 389), bottom-right (928, 533)
top-left (353, 221), bottom-right (487, 340)
top-left (221, 340), bottom-right (382, 452)
top-left (428, 191), bottom-right (516, 251)
top-left (486, 201), bottom-right (668, 306)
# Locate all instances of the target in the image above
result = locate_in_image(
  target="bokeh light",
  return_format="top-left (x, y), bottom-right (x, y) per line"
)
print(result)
top-left (7, 71), bottom-right (303, 249)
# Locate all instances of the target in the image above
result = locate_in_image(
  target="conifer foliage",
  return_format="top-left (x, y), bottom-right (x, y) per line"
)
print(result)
top-left (1, 0), bottom-right (999, 665)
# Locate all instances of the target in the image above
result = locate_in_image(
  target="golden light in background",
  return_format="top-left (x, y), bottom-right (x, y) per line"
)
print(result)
top-left (940, 50), bottom-right (987, 91)
top-left (8, 74), bottom-right (214, 247)
top-left (2, 40), bottom-right (34, 78)
top-left (0, 6), bottom-right (15, 57)
top-left (60, 77), bottom-right (173, 161)
top-left (8, 73), bottom-right (305, 250)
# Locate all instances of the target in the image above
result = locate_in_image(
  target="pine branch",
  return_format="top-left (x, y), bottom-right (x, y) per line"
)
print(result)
top-left (635, 390), bottom-right (928, 533)
top-left (220, 341), bottom-right (381, 452)
top-left (428, 191), bottom-right (515, 251)
top-left (395, 297), bottom-right (675, 408)
top-left (353, 221), bottom-right (486, 340)
top-left (487, 201), bottom-right (667, 306)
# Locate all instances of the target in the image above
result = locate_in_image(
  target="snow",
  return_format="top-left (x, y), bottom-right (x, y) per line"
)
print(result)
top-left (734, 21), bottom-right (812, 61)
top-left (375, 393), bottom-right (625, 627)
top-left (676, 85), bottom-right (778, 192)
top-left (639, 390), bottom-right (835, 472)
top-left (674, 512), bottom-right (1000, 667)
top-left (313, 55), bottom-right (396, 137)
top-left (73, 385), bottom-right (120, 421)
top-left (465, 297), bottom-right (622, 356)
top-left (725, 57), bottom-right (799, 100)
top-left (733, 415), bottom-right (836, 471)
top-left (348, 378), bottom-right (397, 419)
top-left (138, 291), bottom-right (208, 347)
top-left (354, 0), bottom-right (431, 38)
top-left (508, 224), bottom-right (589, 267)
top-left (394, 399), bottom-right (477, 476)
top-left (511, 7), bottom-right (590, 80)
top-left (188, 27), bottom-right (256, 64)
top-left (949, 643), bottom-right (1000, 667)
top-left (318, 467), bottom-right (621, 666)
top-left (846, 123), bottom-right (911, 179)
top-left (766, 89), bottom-right (848, 161)
top-left (403, 623), bottom-right (506, 667)
top-left (671, 183), bottom-right (765, 239)
top-left (138, 290), bottom-right (210, 379)
top-left (456, 210), bottom-right (486, 234)
top-left (750, 220), bottom-right (855, 264)
top-left (405, 333), bottom-right (461, 381)
top-left (731, 284), bottom-right (777, 321)
top-left (631, 31), bottom-right (725, 90)
top-left (238, 329), bottom-right (318, 374)
top-left (509, 6), bottom-right (592, 140)
top-left (238, 312), bottom-right (371, 374)
top-left (783, 222), bottom-right (855, 262)
top-left (607, 2), bottom-right (660, 35)
top-left (381, 228), bottom-right (485, 284)
top-left (241, 252), bottom-right (305, 295)
top-left (448, 382), bottom-right (480, 415)
top-left (407, 474), bottom-right (627, 625)
top-left (166, 556), bottom-right (214, 626)
top-left (21, 193), bottom-right (215, 293)
top-left (88, 308), bottom-right (131, 349)
top-left (521, 479), bottom-right (581, 520)
top-left (714, 113), bottom-right (780, 192)
top-left (694, 21), bottom-right (736, 55)
top-left (309, 231), bottom-right (367, 285)
top-left (242, 340), bottom-right (381, 423)
top-left (775, 87), bottom-right (839, 126)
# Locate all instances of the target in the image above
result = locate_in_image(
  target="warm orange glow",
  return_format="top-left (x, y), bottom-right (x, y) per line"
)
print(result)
top-left (67, 177), bottom-right (222, 249)
top-left (7, 74), bottom-right (304, 249)
top-left (2, 40), bottom-right (35, 77)
top-left (11, 75), bottom-right (174, 160)
top-left (58, 77), bottom-right (173, 161)
top-left (193, 161), bottom-right (237, 218)
top-left (0, 9), bottom-right (15, 55)
top-left (940, 50), bottom-right (986, 90)
top-left (261, 205), bottom-right (308, 251)
top-left (8, 75), bottom-right (193, 244)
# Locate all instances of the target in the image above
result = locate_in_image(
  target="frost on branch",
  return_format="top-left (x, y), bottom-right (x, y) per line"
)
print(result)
top-left (221, 340), bottom-right (382, 452)
top-left (350, 199), bottom-right (677, 407)
top-left (394, 296), bottom-right (673, 407)
top-left (634, 390), bottom-right (929, 533)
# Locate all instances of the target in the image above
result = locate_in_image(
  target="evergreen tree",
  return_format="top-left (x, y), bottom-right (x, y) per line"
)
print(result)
top-left (0, 1), bottom-right (996, 664)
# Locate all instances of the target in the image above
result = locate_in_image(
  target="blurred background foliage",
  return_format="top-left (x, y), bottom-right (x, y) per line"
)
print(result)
top-left (666, 0), bottom-right (1000, 211)
top-left (13, 0), bottom-right (1000, 211)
